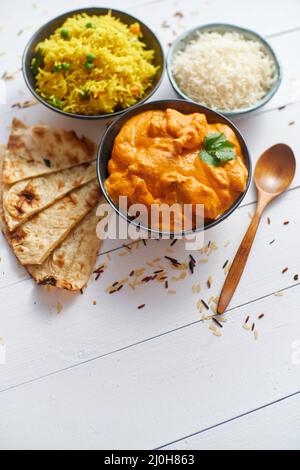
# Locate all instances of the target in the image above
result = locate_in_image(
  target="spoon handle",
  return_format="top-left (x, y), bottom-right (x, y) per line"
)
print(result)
top-left (217, 207), bottom-right (265, 314)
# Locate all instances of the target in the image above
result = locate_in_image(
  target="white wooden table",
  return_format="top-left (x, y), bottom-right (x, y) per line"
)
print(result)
top-left (0, 0), bottom-right (300, 450)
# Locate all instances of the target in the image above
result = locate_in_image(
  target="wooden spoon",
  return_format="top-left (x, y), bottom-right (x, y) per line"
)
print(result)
top-left (217, 144), bottom-right (296, 315)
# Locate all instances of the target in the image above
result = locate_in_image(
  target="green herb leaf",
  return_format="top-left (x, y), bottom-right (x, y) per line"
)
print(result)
top-left (213, 141), bottom-right (235, 153)
top-left (204, 132), bottom-right (227, 150)
top-left (84, 62), bottom-right (94, 71)
top-left (215, 148), bottom-right (236, 162)
top-left (31, 48), bottom-right (44, 76)
top-left (199, 132), bottom-right (236, 167)
top-left (199, 150), bottom-right (219, 167)
top-left (48, 96), bottom-right (64, 109)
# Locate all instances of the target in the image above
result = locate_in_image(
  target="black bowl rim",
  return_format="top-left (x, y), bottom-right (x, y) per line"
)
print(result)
top-left (22, 7), bottom-right (166, 120)
top-left (97, 99), bottom-right (252, 237)
top-left (166, 22), bottom-right (283, 118)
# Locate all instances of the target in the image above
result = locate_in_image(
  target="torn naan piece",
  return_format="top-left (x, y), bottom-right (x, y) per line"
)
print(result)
top-left (0, 144), bottom-right (5, 175)
top-left (3, 118), bottom-right (96, 184)
top-left (3, 161), bottom-right (96, 232)
top-left (1, 148), bottom-right (104, 291)
top-left (27, 206), bottom-right (104, 291)
top-left (7, 179), bottom-right (101, 266)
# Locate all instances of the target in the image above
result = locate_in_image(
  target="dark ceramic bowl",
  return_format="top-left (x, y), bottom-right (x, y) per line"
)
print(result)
top-left (97, 99), bottom-right (252, 237)
top-left (167, 23), bottom-right (282, 118)
top-left (22, 8), bottom-right (165, 120)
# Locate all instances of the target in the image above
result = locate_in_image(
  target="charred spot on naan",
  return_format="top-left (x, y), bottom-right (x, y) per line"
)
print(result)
top-left (72, 178), bottom-right (84, 188)
top-left (9, 228), bottom-right (26, 244)
top-left (21, 185), bottom-right (39, 203)
top-left (82, 162), bottom-right (92, 169)
top-left (12, 118), bottom-right (28, 130)
top-left (16, 206), bottom-right (24, 216)
top-left (43, 159), bottom-right (52, 168)
top-left (86, 187), bottom-right (101, 208)
top-left (12, 184), bottom-right (41, 218)
top-left (32, 126), bottom-right (46, 137)
top-left (63, 130), bottom-right (96, 157)
top-left (79, 261), bottom-right (85, 272)
top-left (57, 179), bottom-right (66, 191)
top-left (54, 252), bottom-right (65, 269)
top-left (80, 136), bottom-right (96, 156)
top-left (54, 132), bottom-right (63, 144)
top-left (7, 134), bottom-right (26, 151)
top-left (67, 193), bottom-right (79, 206)
top-left (35, 274), bottom-right (75, 291)
top-left (63, 150), bottom-right (80, 166)
top-left (38, 276), bottom-right (57, 287)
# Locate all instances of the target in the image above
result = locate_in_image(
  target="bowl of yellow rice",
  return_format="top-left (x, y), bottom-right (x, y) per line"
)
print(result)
top-left (22, 8), bottom-right (165, 119)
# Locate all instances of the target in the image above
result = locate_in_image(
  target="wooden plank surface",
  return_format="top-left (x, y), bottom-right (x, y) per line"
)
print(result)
top-left (0, 187), bottom-right (299, 391)
top-left (163, 392), bottom-right (300, 450)
top-left (0, 284), bottom-right (299, 449)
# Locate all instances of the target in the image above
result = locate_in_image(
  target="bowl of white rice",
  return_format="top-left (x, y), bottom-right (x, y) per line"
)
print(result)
top-left (167, 23), bottom-right (282, 117)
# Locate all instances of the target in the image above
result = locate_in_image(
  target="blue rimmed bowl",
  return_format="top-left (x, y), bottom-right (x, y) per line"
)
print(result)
top-left (167, 23), bottom-right (282, 118)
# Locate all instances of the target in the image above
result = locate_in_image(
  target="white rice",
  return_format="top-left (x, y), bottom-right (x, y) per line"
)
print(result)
top-left (171, 31), bottom-right (278, 111)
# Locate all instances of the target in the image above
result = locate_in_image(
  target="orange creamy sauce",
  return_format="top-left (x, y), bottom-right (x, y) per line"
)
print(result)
top-left (105, 109), bottom-right (248, 225)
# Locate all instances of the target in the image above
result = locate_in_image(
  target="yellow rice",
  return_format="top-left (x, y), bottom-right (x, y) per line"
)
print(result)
top-left (33, 13), bottom-right (158, 115)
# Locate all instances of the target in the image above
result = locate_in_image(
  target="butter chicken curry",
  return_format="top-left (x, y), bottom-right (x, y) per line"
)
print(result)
top-left (105, 109), bottom-right (248, 229)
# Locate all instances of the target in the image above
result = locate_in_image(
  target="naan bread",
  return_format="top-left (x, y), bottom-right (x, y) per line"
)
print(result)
top-left (1, 146), bottom-right (105, 291)
top-left (3, 118), bottom-right (96, 184)
top-left (7, 179), bottom-right (101, 265)
top-left (27, 206), bottom-right (104, 291)
top-left (3, 161), bottom-right (96, 232)
top-left (0, 144), bottom-right (5, 170)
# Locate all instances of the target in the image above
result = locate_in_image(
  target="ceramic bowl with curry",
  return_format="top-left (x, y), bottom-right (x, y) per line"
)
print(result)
top-left (97, 100), bottom-right (251, 236)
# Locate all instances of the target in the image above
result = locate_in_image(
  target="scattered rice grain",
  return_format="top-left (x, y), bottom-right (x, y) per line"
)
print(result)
top-left (168, 290), bottom-right (177, 295)
top-left (213, 330), bottom-right (222, 337)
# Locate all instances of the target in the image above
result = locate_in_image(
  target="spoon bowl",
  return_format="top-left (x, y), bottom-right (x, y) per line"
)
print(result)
top-left (255, 144), bottom-right (296, 195)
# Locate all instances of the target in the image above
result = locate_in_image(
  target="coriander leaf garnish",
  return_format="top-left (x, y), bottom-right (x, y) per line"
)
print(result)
top-left (199, 150), bottom-right (219, 167)
top-left (199, 132), bottom-right (236, 167)
top-left (215, 147), bottom-right (235, 161)
top-left (205, 132), bottom-right (227, 150)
